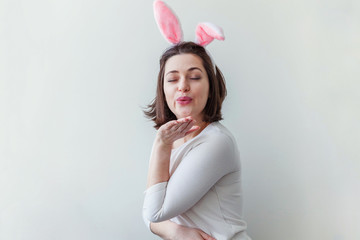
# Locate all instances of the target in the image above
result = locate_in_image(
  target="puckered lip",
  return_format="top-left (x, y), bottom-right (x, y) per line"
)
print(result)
top-left (176, 96), bottom-right (193, 101)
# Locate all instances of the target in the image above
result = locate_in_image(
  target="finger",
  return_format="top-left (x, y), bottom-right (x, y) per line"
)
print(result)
top-left (176, 116), bottom-right (194, 125)
top-left (167, 120), bottom-right (184, 132)
top-left (172, 117), bottom-right (192, 131)
top-left (177, 119), bottom-right (193, 133)
top-left (164, 120), bottom-right (179, 130)
top-left (185, 125), bottom-right (200, 135)
top-left (171, 122), bottom-right (185, 132)
top-left (199, 231), bottom-right (216, 240)
top-left (181, 120), bottom-right (196, 134)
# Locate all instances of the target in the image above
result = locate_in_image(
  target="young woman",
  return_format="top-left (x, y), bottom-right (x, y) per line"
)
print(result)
top-left (143, 42), bottom-right (251, 240)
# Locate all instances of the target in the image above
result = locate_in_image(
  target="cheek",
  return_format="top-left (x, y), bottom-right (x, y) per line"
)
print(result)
top-left (164, 87), bottom-right (171, 97)
top-left (163, 86), bottom-right (174, 107)
top-left (201, 84), bottom-right (210, 102)
top-left (202, 92), bottom-right (209, 105)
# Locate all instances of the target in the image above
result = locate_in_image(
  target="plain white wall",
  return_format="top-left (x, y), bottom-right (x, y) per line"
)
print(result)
top-left (1, 0), bottom-right (359, 239)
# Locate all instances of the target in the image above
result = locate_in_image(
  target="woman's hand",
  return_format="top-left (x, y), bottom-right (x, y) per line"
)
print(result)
top-left (150, 221), bottom-right (216, 240)
top-left (156, 116), bottom-right (199, 146)
top-left (173, 224), bottom-right (216, 240)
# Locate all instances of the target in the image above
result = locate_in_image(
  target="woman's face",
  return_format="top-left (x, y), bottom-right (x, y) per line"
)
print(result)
top-left (163, 53), bottom-right (209, 120)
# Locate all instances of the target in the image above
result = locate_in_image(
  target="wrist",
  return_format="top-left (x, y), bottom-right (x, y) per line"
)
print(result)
top-left (150, 221), bottom-right (179, 240)
top-left (172, 223), bottom-right (184, 237)
top-left (168, 221), bottom-right (182, 240)
top-left (155, 135), bottom-right (173, 149)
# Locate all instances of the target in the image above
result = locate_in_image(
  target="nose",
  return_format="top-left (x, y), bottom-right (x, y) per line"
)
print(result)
top-left (177, 79), bottom-right (190, 92)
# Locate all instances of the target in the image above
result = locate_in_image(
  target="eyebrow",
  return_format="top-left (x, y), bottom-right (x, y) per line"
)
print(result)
top-left (165, 67), bottom-right (203, 76)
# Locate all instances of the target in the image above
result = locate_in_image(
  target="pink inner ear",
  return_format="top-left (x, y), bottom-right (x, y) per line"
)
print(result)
top-left (195, 22), bottom-right (225, 46)
top-left (196, 27), bottom-right (215, 46)
top-left (153, 0), bottom-right (183, 44)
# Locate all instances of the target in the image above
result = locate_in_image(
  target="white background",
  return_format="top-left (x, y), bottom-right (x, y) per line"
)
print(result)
top-left (1, 0), bottom-right (359, 239)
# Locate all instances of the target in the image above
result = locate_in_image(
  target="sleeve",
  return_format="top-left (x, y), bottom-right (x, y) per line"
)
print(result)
top-left (142, 134), bottom-right (237, 223)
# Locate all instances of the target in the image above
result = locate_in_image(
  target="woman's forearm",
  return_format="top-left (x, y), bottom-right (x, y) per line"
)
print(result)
top-left (146, 117), bottom-right (197, 189)
top-left (146, 136), bottom-right (172, 188)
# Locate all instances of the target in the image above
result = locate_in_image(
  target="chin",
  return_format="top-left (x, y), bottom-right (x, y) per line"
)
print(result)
top-left (176, 114), bottom-right (188, 119)
top-left (180, 110), bottom-right (193, 117)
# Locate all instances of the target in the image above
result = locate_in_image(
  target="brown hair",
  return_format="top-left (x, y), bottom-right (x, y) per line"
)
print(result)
top-left (144, 41), bottom-right (227, 129)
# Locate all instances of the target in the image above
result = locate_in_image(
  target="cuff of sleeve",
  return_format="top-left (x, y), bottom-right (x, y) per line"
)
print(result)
top-left (143, 182), bottom-right (168, 195)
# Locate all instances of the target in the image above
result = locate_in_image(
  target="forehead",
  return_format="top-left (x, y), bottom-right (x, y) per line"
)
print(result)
top-left (164, 54), bottom-right (204, 73)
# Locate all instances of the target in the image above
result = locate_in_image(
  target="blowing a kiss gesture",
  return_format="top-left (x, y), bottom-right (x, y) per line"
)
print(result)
top-left (147, 116), bottom-right (201, 188)
top-left (156, 116), bottom-right (199, 146)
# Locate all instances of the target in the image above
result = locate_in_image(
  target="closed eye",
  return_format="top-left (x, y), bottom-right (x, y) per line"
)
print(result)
top-left (190, 77), bottom-right (201, 80)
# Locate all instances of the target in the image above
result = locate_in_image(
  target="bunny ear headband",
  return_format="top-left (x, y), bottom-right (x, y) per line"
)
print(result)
top-left (153, 0), bottom-right (225, 46)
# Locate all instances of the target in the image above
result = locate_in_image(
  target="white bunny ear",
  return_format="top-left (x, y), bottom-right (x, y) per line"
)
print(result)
top-left (195, 22), bottom-right (225, 46)
top-left (153, 0), bottom-right (183, 44)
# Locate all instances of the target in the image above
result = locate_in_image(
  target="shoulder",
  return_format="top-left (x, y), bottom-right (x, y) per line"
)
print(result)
top-left (193, 121), bottom-right (238, 156)
top-left (187, 122), bottom-right (240, 170)
top-left (203, 122), bottom-right (237, 147)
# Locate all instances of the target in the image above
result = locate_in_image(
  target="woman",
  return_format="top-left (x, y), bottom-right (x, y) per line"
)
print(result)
top-left (143, 41), bottom-right (250, 240)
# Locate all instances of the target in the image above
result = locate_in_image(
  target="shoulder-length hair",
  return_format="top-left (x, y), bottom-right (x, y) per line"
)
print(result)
top-left (144, 41), bottom-right (227, 129)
